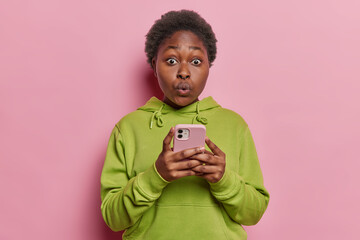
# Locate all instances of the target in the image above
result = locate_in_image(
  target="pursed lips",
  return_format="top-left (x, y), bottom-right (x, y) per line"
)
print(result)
top-left (175, 82), bottom-right (191, 90)
top-left (175, 82), bottom-right (191, 96)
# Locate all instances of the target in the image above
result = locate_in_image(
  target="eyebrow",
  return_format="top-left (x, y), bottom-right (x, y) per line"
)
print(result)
top-left (165, 45), bottom-right (204, 52)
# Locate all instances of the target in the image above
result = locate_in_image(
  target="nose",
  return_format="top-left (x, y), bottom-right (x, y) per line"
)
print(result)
top-left (177, 63), bottom-right (190, 80)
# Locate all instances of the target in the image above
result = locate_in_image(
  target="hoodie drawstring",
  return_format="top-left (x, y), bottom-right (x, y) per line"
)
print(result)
top-left (150, 101), bottom-right (208, 129)
top-left (192, 102), bottom-right (208, 125)
top-left (150, 104), bottom-right (165, 129)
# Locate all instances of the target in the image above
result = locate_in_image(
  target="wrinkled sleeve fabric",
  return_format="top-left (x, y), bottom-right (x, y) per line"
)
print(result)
top-left (100, 126), bottom-right (169, 232)
top-left (209, 126), bottom-right (270, 226)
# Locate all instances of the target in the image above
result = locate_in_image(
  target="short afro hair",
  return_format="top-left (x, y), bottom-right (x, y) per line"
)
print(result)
top-left (145, 10), bottom-right (217, 68)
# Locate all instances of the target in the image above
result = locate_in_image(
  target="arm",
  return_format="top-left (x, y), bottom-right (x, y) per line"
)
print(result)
top-left (209, 126), bottom-right (270, 225)
top-left (191, 126), bottom-right (270, 225)
top-left (100, 126), bottom-right (205, 231)
top-left (100, 126), bottom-right (169, 231)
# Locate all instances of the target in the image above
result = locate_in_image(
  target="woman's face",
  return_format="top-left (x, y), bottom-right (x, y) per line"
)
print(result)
top-left (152, 30), bottom-right (210, 109)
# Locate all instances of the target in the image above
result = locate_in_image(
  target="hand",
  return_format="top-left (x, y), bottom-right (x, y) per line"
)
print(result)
top-left (190, 137), bottom-right (226, 183)
top-left (155, 127), bottom-right (205, 182)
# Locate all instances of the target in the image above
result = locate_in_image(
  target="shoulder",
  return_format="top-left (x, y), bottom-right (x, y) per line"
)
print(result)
top-left (215, 107), bottom-right (248, 127)
top-left (114, 109), bottom-right (148, 130)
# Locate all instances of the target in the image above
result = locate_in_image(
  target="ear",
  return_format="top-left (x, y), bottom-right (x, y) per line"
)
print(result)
top-left (151, 58), bottom-right (157, 77)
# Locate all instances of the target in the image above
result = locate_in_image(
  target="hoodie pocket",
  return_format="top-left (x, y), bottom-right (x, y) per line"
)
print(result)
top-left (142, 204), bottom-right (230, 240)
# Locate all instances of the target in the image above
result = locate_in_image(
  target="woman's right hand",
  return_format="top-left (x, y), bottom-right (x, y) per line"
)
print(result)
top-left (155, 127), bottom-right (205, 182)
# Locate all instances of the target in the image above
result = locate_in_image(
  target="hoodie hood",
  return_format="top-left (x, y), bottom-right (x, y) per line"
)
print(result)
top-left (138, 96), bottom-right (221, 129)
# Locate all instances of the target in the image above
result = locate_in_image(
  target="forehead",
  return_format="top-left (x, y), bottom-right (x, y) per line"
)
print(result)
top-left (158, 30), bottom-right (207, 53)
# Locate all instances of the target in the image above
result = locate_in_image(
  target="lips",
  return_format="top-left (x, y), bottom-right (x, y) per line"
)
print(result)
top-left (175, 82), bottom-right (191, 96)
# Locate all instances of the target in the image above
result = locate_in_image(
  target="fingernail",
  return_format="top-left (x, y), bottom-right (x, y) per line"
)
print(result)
top-left (200, 146), bottom-right (205, 151)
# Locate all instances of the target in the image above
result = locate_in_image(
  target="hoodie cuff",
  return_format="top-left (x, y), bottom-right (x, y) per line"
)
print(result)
top-left (208, 169), bottom-right (241, 196)
top-left (137, 162), bottom-right (170, 199)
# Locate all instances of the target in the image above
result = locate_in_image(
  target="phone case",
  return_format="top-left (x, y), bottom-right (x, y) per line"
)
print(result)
top-left (173, 124), bottom-right (206, 152)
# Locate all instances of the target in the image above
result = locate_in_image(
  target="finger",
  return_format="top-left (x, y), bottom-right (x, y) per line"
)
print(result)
top-left (190, 153), bottom-right (217, 165)
top-left (188, 149), bottom-right (211, 158)
top-left (171, 170), bottom-right (197, 179)
top-left (163, 127), bottom-right (175, 151)
top-left (191, 164), bottom-right (219, 174)
top-left (195, 172), bottom-right (205, 176)
top-left (192, 149), bottom-right (213, 156)
top-left (195, 173), bottom-right (220, 183)
top-left (205, 137), bottom-right (224, 157)
top-left (171, 159), bottom-right (203, 171)
top-left (203, 150), bottom-right (214, 155)
top-left (194, 172), bottom-right (211, 178)
top-left (172, 146), bottom-right (205, 161)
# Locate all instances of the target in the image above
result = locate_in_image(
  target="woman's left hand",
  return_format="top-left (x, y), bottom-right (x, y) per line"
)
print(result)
top-left (190, 137), bottom-right (226, 183)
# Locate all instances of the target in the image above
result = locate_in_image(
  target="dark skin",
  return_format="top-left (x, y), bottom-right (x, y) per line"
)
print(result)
top-left (152, 31), bottom-right (226, 183)
top-left (152, 30), bottom-right (209, 109)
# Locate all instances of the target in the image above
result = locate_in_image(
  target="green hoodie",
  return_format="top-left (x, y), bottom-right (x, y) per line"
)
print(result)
top-left (101, 96), bottom-right (269, 240)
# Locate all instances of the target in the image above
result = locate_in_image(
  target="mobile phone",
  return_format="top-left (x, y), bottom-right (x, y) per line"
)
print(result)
top-left (173, 124), bottom-right (206, 152)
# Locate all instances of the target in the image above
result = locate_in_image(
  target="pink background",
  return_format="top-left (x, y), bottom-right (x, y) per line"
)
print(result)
top-left (1, 0), bottom-right (359, 239)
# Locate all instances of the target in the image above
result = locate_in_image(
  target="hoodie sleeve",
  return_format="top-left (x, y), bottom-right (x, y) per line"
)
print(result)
top-left (208, 126), bottom-right (270, 226)
top-left (100, 126), bottom-right (169, 232)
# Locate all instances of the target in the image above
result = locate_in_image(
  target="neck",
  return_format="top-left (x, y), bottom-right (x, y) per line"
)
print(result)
top-left (163, 97), bottom-right (199, 109)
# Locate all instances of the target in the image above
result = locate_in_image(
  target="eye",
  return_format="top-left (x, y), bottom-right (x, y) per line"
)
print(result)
top-left (166, 58), bottom-right (177, 65)
top-left (191, 58), bottom-right (202, 65)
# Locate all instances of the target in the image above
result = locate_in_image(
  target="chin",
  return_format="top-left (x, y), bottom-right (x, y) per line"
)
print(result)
top-left (173, 96), bottom-right (197, 107)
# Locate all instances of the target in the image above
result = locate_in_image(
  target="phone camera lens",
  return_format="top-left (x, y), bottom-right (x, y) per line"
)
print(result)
top-left (178, 134), bottom-right (183, 138)
top-left (178, 129), bottom-right (183, 133)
